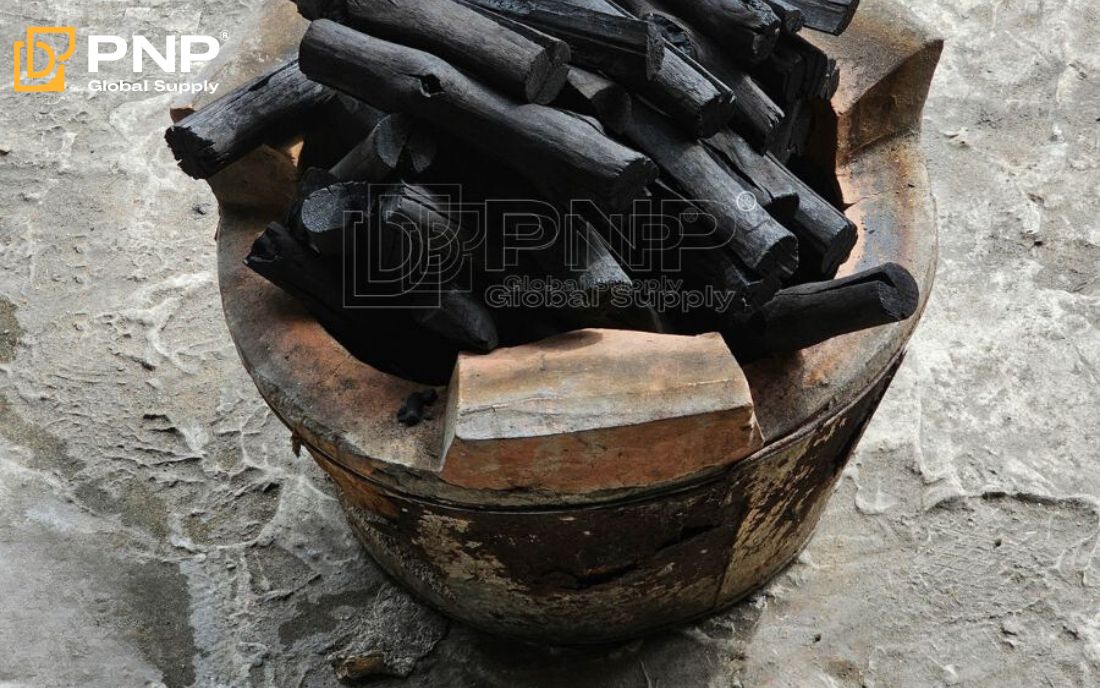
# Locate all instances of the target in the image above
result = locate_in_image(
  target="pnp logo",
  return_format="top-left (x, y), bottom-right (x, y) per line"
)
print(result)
top-left (13, 28), bottom-right (221, 94)
top-left (14, 27), bottom-right (76, 92)
top-left (87, 35), bottom-right (220, 73)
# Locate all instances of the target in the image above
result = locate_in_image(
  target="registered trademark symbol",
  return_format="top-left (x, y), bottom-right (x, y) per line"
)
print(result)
top-left (680, 208), bottom-right (700, 224)
top-left (735, 191), bottom-right (759, 213)
top-left (220, 30), bottom-right (230, 41)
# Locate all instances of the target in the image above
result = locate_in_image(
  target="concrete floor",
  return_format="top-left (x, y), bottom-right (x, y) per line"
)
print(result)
top-left (1, 0), bottom-right (1099, 686)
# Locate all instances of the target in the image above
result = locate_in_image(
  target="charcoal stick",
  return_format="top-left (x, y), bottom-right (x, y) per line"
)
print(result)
top-left (618, 0), bottom-right (785, 147)
top-left (659, 0), bottom-right (781, 63)
top-left (166, 60), bottom-right (331, 179)
top-left (730, 263), bottom-right (918, 358)
top-left (707, 129), bottom-right (856, 275)
top-left (300, 20), bottom-right (657, 212)
top-left (331, 114), bottom-right (437, 182)
top-left (345, 0), bottom-right (570, 104)
top-left (292, 181), bottom-right (372, 256)
top-left (462, 0), bottom-right (664, 79)
top-left (558, 68), bottom-right (633, 134)
top-left (782, 0), bottom-right (859, 35)
top-left (621, 103), bottom-right (799, 280)
top-left (650, 180), bottom-right (780, 312)
top-left (246, 222), bottom-right (461, 384)
top-left (374, 185), bottom-right (500, 352)
top-left (765, 0), bottom-right (805, 33)
top-left (557, 0), bottom-right (736, 138)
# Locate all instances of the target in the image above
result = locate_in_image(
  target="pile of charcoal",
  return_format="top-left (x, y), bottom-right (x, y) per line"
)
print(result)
top-left (167, 0), bottom-right (918, 385)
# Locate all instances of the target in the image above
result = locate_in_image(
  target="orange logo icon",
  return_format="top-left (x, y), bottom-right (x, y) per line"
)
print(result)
top-left (14, 27), bottom-right (77, 93)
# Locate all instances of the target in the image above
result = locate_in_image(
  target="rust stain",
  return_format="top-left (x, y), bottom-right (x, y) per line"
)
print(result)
top-left (311, 450), bottom-right (399, 520)
top-left (411, 513), bottom-right (522, 591)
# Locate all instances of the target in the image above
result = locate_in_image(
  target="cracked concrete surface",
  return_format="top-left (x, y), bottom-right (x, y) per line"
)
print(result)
top-left (1, 0), bottom-right (1098, 686)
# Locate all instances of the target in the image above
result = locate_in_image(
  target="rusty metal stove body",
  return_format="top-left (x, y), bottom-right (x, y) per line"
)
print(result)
top-left (184, 0), bottom-right (942, 643)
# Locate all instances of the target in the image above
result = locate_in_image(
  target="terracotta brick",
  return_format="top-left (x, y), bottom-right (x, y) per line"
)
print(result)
top-left (440, 329), bottom-right (763, 494)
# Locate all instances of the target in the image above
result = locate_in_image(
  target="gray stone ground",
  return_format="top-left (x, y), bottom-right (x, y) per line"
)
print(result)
top-left (1, 0), bottom-right (1099, 686)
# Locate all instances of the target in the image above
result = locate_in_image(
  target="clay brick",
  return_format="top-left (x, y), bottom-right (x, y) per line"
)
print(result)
top-left (440, 329), bottom-right (763, 493)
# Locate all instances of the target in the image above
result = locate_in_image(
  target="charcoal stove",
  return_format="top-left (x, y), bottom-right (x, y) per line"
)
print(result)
top-left (173, 0), bottom-right (942, 643)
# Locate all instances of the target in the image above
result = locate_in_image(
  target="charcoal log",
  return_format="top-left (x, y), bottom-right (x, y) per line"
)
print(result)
top-left (284, 167), bottom-right (338, 237)
top-left (344, 0), bottom-right (570, 104)
top-left (707, 130), bottom-right (798, 207)
top-left (531, 216), bottom-right (662, 331)
top-left (411, 290), bottom-right (499, 354)
top-left (622, 103), bottom-right (798, 280)
top-left (659, 0), bottom-right (781, 63)
top-left (297, 95), bottom-right (386, 171)
top-left (462, 0), bottom-right (664, 79)
top-left (245, 222), bottom-right (460, 384)
top-left (331, 114), bottom-right (437, 182)
top-left (728, 263), bottom-right (918, 358)
top-left (765, 97), bottom-right (814, 162)
top-left (165, 60), bottom-right (331, 179)
top-left (530, 218), bottom-right (631, 296)
top-left (422, 142), bottom-right (659, 332)
top-left (292, 0), bottom-right (344, 20)
top-left (755, 34), bottom-right (837, 103)
top-left (707, 129), bottom-right (855, 275)
top-left (693, 51), bottom-right (784, 150)
top-left (291, 179), bottom-right (499, 363)
top-left (557, 68), bottom-right (633, 134)
top-left (647, 13), bottom-right (696, 57)
top-left (707, 130), bottom-right (799, 217)
top-left (650, 181), bottom-right (779, 311)
top-left (618, 0), bottom-right (785, 147)
top-left (557, 0), bottom-right (736, 137)
top-left (290, 181), bottom-right (372, 256)
top-left (300, 20), bottom-right (657, 212)
top-left (782, 0), bottom-right (859, 35)
top-left (765, 0), bottom-right (806, 33)
top-left (375, 185), bottom-right (500, 352)
top-left (639, 46), bottom-right (739, 138)
top-left (782, 174), bottom-right (855, 276)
